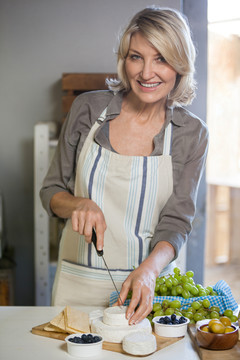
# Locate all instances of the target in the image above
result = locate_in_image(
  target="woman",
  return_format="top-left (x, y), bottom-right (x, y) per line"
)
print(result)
top-left (40, 7), bottom-right (208, 325)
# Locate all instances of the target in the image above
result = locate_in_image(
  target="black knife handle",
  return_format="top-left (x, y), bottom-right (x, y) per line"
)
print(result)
top-left (91, 228), bottom-right (103, 256)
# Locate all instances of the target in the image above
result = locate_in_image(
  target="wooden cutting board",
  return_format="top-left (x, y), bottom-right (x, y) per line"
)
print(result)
top-left (32, 322), bottom-right (182, 354)
top-left (188, 325), bottom-right (240, 360)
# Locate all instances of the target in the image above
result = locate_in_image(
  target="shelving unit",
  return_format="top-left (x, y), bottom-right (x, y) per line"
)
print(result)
top-left (34, 122), bottom-right (58, 305)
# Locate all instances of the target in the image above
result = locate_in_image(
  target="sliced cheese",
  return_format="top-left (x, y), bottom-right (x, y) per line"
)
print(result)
top-left (44, 322), bottom-right (66, 333)
top-left (122, 332), bottom-right (157, 355)
top-left (103, 306), bottom-right (128, 326)
top-left (64, 306), bottom-right (90, 333)
top-left (50, 310), bottom-right (66, 331)
top-left (91, 317), bottom-right (152, 343)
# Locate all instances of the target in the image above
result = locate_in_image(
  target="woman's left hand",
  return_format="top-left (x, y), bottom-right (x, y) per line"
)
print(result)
top-left (116, 264), bottom-right (156, 325)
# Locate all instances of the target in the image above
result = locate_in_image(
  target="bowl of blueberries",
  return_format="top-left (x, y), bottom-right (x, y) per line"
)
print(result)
top-left (152, 314), bottom-right (189, 338)
top-left (65, 333), bottom-right (103, 357)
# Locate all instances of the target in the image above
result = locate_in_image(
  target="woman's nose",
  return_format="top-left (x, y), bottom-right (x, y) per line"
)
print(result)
top-left (141, 60), bottom-right (155, 79)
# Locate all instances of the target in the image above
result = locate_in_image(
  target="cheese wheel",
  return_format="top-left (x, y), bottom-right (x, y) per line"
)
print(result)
top-left (91, 318), bottom-right (152, 343)
top-left (122, 332), bottom-right (157, 355)
top-left (103, 306), bottom-right (128, 326)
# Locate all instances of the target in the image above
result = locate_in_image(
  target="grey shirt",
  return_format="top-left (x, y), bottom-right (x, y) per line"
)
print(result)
top-left (40, 90), bottom-right (209, 259)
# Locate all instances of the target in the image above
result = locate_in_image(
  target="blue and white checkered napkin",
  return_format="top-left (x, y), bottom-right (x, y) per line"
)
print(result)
top-left (109, 280), bottom-right (238, 314)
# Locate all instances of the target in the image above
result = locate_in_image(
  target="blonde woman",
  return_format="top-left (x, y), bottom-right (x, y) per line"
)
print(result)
top-left (40, 7), bottom-right (208, 325)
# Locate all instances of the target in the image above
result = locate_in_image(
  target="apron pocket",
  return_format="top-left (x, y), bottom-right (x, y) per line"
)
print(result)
top-left (52, 260), bottom-right (131, 307)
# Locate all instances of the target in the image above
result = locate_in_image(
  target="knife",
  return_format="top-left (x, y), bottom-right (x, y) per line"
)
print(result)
top-left (91, 228), bottom-right (124, 307)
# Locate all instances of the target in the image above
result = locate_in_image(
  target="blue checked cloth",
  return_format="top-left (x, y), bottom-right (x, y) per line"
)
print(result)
top-left (109, 280), bottom-right (238, 314)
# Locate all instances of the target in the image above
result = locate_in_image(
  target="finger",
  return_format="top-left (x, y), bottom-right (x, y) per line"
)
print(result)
top-left (129, 293), bottom-right (153, 325)
top-left (119, 280), bottom-right (132, 310)
top-left (95, 223), bottom-right (106, 251)
top-left (126, 287), bottom-right (142, 324)
top-left (83, 221), bottom-right (93, 243)
top-left (71, 211), bottom-right (80, 232)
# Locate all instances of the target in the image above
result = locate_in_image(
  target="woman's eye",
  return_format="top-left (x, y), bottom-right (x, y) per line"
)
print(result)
top-left (156, 56), bottom-right (166, 63)
top-left (129, 54), bottom-right (141, 60)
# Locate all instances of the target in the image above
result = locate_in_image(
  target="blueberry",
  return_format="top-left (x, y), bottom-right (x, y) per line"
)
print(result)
top-left (93, 336), bottom-right (101, 343)
top-left (172, 319), bottom-right (179, 324)
top-left (171, 314), bottom-right (177, 321)
top-left (179, 316), bottom-right (187, 324)
top-left (158, 318), bottom-right (165, 324)
top-left (164, 316), bottom-right (171, 324)
top-left (81, 334), bottom-right (88, 342)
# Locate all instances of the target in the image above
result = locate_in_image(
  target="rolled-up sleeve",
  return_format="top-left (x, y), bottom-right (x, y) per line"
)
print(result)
top-left (150, 114), bottom-right (209, 259)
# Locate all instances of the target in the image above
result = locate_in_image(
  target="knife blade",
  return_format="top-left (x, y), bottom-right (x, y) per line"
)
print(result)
top-left (91, 228), bottom-right (124, 307)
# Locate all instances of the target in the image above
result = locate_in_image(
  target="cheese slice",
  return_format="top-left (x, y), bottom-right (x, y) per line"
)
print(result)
top-left (49, 310), bottom-right (66, 331)
top-left (91, 317), bottom-right (152, 343)
top-left (64, 306), bottom-right (90, 333)
top-left (122, 332), bottom-right (157, 355)
top-left (103, 306), bottom-right (129, 326)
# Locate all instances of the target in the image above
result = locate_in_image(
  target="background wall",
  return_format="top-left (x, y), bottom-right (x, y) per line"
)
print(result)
top-left (0, 0), bottom-right (207, 305)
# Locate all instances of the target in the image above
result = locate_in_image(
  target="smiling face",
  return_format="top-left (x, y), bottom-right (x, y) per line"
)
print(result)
top-left (125, 32), bottom-right (177, 106)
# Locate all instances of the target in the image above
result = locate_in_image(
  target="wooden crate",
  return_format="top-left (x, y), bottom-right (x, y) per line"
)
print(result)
top-left (62, 73), bottom-right (117, 121)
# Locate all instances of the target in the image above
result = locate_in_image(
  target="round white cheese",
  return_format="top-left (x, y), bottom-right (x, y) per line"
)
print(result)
top-left (91, 317), bottom-right (152, 343)
top-left (103, 306), bottom-right (128, 326)
top-left (122, 332), bottom-right (157, 355)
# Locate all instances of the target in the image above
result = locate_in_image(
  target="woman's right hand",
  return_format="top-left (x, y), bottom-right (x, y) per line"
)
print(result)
top-left (50, 192), bottom-right (106, 251)
top-left (71, 197), bottom-right (106, 250)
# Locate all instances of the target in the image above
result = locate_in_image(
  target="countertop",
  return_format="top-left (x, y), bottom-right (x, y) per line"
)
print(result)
top-left (0, 306), bottom-right (200, 360)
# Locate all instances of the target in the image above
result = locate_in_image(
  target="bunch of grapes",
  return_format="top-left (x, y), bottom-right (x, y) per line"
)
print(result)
top-left (154, 267), bottom-right (218, 298)
top-left (147, 299), bottom-right (238, 325)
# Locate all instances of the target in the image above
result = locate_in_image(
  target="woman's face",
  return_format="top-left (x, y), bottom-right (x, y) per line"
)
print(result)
top-left (125, 32), bottom-right (177, 105)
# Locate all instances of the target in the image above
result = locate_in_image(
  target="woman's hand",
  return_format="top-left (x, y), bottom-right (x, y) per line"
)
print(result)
top-left (115, 241), bottom-right (175, 324)
top-left (118, 265), bottom-right (156, 325)
top-left (50, 192), bottom-right (106, 250)
top-left (71, 198), bottom-right (106, 250)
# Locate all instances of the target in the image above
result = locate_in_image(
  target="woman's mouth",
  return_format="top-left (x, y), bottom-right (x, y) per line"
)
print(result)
top-left (137, 81), bottom-right (161, 88)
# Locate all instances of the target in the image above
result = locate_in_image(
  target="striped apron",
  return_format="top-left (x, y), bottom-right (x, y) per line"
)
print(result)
top-left (52, 107), bottom-right (174, 306)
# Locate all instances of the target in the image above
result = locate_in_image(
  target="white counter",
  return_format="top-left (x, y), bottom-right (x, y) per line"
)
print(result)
top-left (0, 306), bottom-right (200, 360)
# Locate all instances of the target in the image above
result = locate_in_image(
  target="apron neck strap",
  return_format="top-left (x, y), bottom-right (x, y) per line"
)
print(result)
top-left (98, 107), bottom-right (108, 122)
top-left (163, 122), bottom-right (173, 155)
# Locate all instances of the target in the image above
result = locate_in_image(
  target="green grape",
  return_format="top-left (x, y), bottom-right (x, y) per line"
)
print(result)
top-left (171, 277), bottom-right (179, 286)
top-left (174, 310), bottom-right (183, 316)
top-left (158, 276), bottom-right (166, 285)
top-left (189, 319), bottom-right (195, 324)
top-left (173, 267), bottom-right (181, 275)
top-left (188, 278), bottom-right (195, 285)
top-left (224, 309), bottom-right (233, 318)
top-left (164, 307), bottom-right (175, 315)
top-left (185, 312), bottom-right (193, 320)
top-left (159, 284), bottom-right (167, 293)
top-left (182, 289), bottom-right (190, 299)
top-left (165, 278), bottom-right (173, 288)
top-left (190, 285), bottom-right (199, 296)
top-left (202, 299), bottom-right (210, 308)
top-left (211, 306), bottom-right (220, 313)
top-left (198, 289), bottom-right (207, 297)
top-left (170, 300), bottom-right (181, 309)
top-left (191, 301), bottom-right (202, 310)
top-left (197, 309), bottom-right (208, 317)
top-left (210, 311), bottom-right (220, 319)
top-left (230, 315), bottom-right (238, 322)
top-left (183, 282), bottom-right (192, 291)
top-left (154, 283), bottom-right (160, 293)
top-left (193, 313), bottom-right (204, 322)
top-left (154, 309), bottom-right (164, 317)
top-left (206, 285), bottom-right (213, 294)
top-left (147, 315), bottom-right (153, 325)
top-left (152, 303), bottom-right (162, 312)
top-left (154, 292), bottom-right (158, 296)
top-left (211, 290), bottom-right (218, 296)
top-left (196, 284), bottom-right (204, 290)
top-left (186, 270), bottom-right (194, 278)
top-left (181, 275), bottom-right (188, 283)
top-left (171, 287), bottom-right (178, 296)
top-left (176, 285), bottom-right (183, 295)
top-left (162, 300), bottom-right (171, 308)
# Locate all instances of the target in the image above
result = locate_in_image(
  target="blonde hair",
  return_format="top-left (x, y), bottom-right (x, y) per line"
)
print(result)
top-left (107, 6), bottom-right (197, 107)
